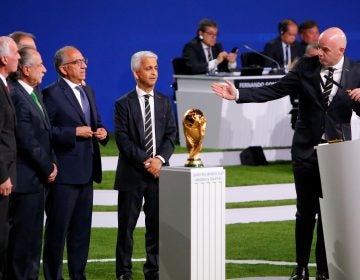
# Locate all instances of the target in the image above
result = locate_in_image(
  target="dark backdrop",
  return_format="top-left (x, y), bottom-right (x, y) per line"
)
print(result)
top-left (2, 0), bottom-right (360, 131)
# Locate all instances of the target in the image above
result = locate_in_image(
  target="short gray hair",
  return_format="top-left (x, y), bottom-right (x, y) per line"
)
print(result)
top-left (13, 47), bottom-right (38, 80)
top-left (53, 46), bottom-right (76, 75)
top-left (131, 51), bottom-right (157, 71)
top-left (0, 36), bottom-right (15, 56)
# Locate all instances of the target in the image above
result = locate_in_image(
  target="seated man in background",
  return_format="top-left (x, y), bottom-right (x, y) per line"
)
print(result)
top-left (182, 18), bottom-right (237, 74)
top-left (288, 43), bottom-right (319, 129)
top-left (263, 18), bottom-right (302, 70)
top-left (298, 20), bottom-right (320, 55)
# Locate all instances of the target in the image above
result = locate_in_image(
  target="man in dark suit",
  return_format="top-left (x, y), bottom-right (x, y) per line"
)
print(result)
top-left (0, 36), bottom-right (20, 280)
top-left (7, 47), bottom-right (58, 280)
top-left (114, 51), bottom-right (177, 280)
top-left (42, 46), bottom-right (108, 280)
top-left (182, 18), bottom-right (237, 74)
top-left (212, 27), bottom-right (360, 280)
top-left (263, 19), bottom-right (303, 70)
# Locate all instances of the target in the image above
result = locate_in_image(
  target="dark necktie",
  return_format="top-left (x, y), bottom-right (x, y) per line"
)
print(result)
top-left (207, 47), bottom-right (213, 61)
top-left (76, 85), bottom-right (91, 126)
top-left (322, 67), bottom-right (335, 106)
top-left (30, 91), bottom-right (44, 115)
top-left (284, 45), bottom-right (289, 67)
top-left (144, 94), bottom-right (153, 157)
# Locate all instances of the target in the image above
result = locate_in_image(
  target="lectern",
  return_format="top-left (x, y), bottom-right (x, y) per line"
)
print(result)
top-left (317, 139), bottom-right (360, 279)
top-left (159, 167), bottom-right (225, 280)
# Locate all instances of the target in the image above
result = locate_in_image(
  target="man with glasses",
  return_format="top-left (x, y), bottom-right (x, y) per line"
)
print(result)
top-left (182, 18), bottom-right (237, 74)
top-left (42, 46), bottom-right (109, 280)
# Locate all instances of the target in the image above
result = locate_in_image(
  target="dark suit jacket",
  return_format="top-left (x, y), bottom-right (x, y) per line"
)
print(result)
top-left (114, 90), bottom-right (177, 191)
top-left (42, 78), bottom-right (108, 184)
top-left (0, 79), bottom-right (16, 186)
top-left (10, 81), bottom-right (55, 193)
top-left (237, 56), bottom-right (360, 160)
top-left (263, 37), bottom-right (303, 68)
top-left (182, 37), bottom-right (231, 74)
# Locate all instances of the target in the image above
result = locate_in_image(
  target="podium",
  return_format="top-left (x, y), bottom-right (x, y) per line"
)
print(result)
top-left (159, 167), bottom-right (225, 280)
top-left (317, 139), bottom-right (360, 279)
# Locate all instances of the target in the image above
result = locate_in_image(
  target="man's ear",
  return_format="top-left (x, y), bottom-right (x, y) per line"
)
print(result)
top-left (133, 71), bottom-right (138, 80)
top-left (59, 65), bottom-right (67, 76)
top-left (0, 56), bottom-right (8, 66)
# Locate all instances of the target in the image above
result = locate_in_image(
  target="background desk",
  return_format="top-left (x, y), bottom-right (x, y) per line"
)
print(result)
top-left (175, 74), bottom-right (360, 150)
top-left (175, 74), bottom-right (292, 150)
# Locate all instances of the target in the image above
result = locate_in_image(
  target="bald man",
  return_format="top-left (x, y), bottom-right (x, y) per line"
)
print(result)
top-left (212, 27), bottom-right (360, 280)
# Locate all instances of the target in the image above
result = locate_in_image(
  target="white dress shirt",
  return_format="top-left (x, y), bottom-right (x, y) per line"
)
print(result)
top-left (320, 56), bottom-right (344, 103)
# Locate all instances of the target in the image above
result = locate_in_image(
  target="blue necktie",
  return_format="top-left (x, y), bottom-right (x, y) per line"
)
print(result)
top-left (76, 85), bottom-right (91, 126)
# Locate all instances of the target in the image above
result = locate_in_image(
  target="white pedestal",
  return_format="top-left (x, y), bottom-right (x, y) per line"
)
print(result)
top-left (317, 139), bottom-right (360, 279)
top-left (159, 167), bottom-right (225, 280)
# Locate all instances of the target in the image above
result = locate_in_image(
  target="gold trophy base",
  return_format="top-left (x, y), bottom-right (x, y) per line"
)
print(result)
top-left (184, 158), bottom-right (204, 168)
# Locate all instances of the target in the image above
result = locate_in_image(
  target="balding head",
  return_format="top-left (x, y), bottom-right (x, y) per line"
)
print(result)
top-left (319, 27), bottom-right (347, 49)
top-left (318, 27), bottom-right (347, 67)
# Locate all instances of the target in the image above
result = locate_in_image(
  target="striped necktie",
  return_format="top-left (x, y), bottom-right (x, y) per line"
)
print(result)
top-left (207, 47), bottom-right (213, 61)
top-left (284, 45), bottom-right (289, 67)
top-left (322, 67), bottom-right (335, 106)
top-left (144, 94), bottom-right (153, 157)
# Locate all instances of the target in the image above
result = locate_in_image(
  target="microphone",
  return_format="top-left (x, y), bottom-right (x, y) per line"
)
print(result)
top-left (243, 44), bottom-right (285, 75)
top-left (324, 75), bottom-right (343, 89)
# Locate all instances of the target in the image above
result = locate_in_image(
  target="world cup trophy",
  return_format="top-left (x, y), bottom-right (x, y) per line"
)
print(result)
top-left (183, 108), bottom-right (207, 167)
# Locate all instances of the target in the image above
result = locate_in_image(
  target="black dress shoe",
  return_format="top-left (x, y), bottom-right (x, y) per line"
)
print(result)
top-left (289, 266), bottom-right (309, 280)
top-left (117, 274), bottom-right (132, 280)
top-left (145, 271), bottom-right (159, 280)
top-left (316, 270), bottom-right (329, 280)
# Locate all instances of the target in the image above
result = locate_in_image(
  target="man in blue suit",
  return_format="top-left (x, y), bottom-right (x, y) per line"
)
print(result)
top-left (7, 46), bottom-right (57, 280)
top-left (114, 51), bottom-right (177, 280)
top-left (212, 27), bottom-right (360, 280)
top-left (42, 46), bottom-right (108, 280)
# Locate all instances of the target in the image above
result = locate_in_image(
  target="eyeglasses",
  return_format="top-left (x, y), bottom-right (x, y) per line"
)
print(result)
top-left (62, 58), bottom-right (88, 66)
top-left (204, 31), bottom-right (218, 37)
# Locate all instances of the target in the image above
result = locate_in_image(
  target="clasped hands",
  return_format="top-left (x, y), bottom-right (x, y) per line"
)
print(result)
top-left (0, 178), bottom-right (13, 196)
top-left (143, 157), bottom-right (163, 178)
top-left (76, 126), bottom-right (107, 140)
top-left (216, 51), bottom-right (237, 64)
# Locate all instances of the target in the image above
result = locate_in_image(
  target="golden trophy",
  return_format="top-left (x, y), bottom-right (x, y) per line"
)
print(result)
top-left (183, 108), bottom-right (207, 167)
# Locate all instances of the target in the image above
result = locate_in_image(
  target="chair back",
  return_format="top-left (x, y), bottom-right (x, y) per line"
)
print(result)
top-left (172, 57), bottom-right (191, 75)
top-left (240, 52), bottom-right (265, 68)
